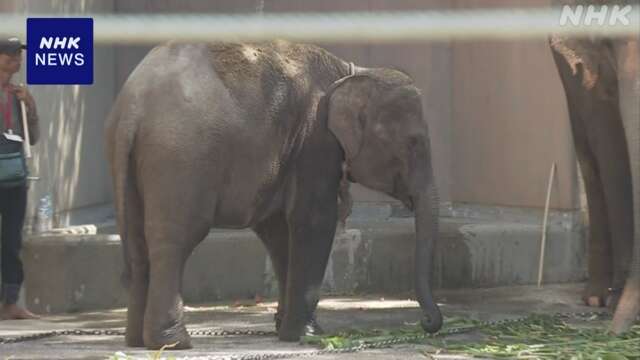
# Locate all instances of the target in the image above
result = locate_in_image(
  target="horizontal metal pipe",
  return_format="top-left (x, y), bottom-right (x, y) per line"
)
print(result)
top-left (0, 7), bottom-right (638, 45)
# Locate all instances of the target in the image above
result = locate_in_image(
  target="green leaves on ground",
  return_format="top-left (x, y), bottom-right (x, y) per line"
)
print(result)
top-left (108, 342), bottom-right (178, 360)
top-left (302, 314), bottom-right (640, 359)
top-left (443, 315), bottom-right (640, 359)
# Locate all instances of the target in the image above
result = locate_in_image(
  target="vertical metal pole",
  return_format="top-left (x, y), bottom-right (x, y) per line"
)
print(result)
top-left (538, 162), bottom-right (557, 288)
top-left (19, 97), bottom-right (31, 158)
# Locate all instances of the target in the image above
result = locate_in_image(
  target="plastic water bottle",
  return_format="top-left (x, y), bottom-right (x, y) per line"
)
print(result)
top-left (36, 195), bottom-right (53, 233)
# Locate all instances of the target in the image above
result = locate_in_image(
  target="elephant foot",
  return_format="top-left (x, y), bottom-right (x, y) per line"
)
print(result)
top-left (304, 316), bottom-right (324, 336)
top-left (275, 312), bottom-right (324, 337)
top-left (606, 287), bottom-right (623, 311)
top-left (278, 325), bottom-right (302, 342)
top-left (583, 282), bottom-right (610, 307)
top-left (125, 332), bottom-right (145, 348)
top-left (144, 325), bottom-right (192, 350)
top-left (274, 312), bottom-right (282, 331)
top-left (584, 292), bottom-right (621, 309)
top-left (586, 295), bottom-right (605, 307)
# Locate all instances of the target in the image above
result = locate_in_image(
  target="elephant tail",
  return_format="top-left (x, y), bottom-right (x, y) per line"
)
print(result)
top-left (105, 93), bottom-right (140, 290)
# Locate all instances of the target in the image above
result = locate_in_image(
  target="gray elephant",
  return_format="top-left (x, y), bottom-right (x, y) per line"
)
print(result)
top-left (106, 40), bottom-right (441, 350)
top-left (550, 0), bottom-right (640, 334)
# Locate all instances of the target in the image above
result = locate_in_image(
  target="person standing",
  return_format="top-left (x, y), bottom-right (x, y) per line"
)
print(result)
top-left (0, 36), bottom-right (39, 320)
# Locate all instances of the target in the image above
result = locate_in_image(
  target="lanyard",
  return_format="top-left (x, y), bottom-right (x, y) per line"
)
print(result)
top-left (0, 88), bottom-right (13, 131)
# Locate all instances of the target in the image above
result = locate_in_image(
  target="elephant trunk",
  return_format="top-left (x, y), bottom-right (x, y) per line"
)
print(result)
top-left (413, 186), bottom-right (443, 333)
top-left (611, 38), bottom-right (640, 335)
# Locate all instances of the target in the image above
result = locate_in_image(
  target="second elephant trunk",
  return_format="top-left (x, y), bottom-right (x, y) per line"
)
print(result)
top-left (414, 186), bottom-right (443, 333)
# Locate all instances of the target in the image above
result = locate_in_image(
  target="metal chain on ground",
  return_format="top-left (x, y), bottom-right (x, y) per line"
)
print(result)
top-left (168, 310), bottom-right (613, 360)
top-left (0, 310), bottom-right (613, 360)
top-left (0, 328), bottom-right (125, 344)
top-left (0, 328), bottom-right (275, 345)
top-left (188, 329), bottom-right (278, 337)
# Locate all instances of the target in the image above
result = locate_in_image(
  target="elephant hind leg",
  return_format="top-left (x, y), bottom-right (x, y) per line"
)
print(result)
top-left (142, 218), bottom-right (210, 350)
top-left (140, 179), bottom-right (215, 350)
top-left (122, 185), bottom-right (149, 347)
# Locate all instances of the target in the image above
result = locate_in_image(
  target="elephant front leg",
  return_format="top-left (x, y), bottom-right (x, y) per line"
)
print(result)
top-left (278, 197), bottom-right (337, 341)
top-left (253, 213), bottom-right (290, 332)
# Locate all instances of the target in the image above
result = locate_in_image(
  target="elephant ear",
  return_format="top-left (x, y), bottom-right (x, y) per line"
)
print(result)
top-left (321, 76), bottom-right (371, 161)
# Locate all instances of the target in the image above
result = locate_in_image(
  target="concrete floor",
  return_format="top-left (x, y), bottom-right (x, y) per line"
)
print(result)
top-left (0, 283), bottom-right (602, 360)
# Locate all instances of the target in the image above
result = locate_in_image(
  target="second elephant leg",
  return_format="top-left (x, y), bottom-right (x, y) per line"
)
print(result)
top-left (574, 56), bottom-right (634, 307)
top-left (552, 47), bottom-right (614, 306)
top-left (590, 105), bottom-right (634, 307)
top-left (579, 154), bottom-right (614, 306)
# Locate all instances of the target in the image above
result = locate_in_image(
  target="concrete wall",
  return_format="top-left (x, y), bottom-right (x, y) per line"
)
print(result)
top-left (0, 0), bottom-right (117, 228)
top-left (23, 213), bottom-right (587, 314)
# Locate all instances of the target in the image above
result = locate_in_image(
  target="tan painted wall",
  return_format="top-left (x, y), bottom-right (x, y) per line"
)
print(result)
top-left (451, 38), bottom-right (577, 209)
top-left (450, 0), bottom-right (578, 209)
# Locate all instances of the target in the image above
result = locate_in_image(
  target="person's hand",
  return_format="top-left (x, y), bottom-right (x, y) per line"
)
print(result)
top-left (7, 83), bottom-right (35, 109)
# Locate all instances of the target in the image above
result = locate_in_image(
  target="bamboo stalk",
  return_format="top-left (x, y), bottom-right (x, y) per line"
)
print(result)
top-left (538, 162), bottom-right (557, 288)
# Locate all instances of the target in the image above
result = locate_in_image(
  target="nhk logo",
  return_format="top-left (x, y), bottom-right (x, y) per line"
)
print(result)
top-left (36, 37), bottom-right (85, 66)
top-left (27, 18), bottom-right (93, 85)
top-left (559, 4), bottom-right (634, 26)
